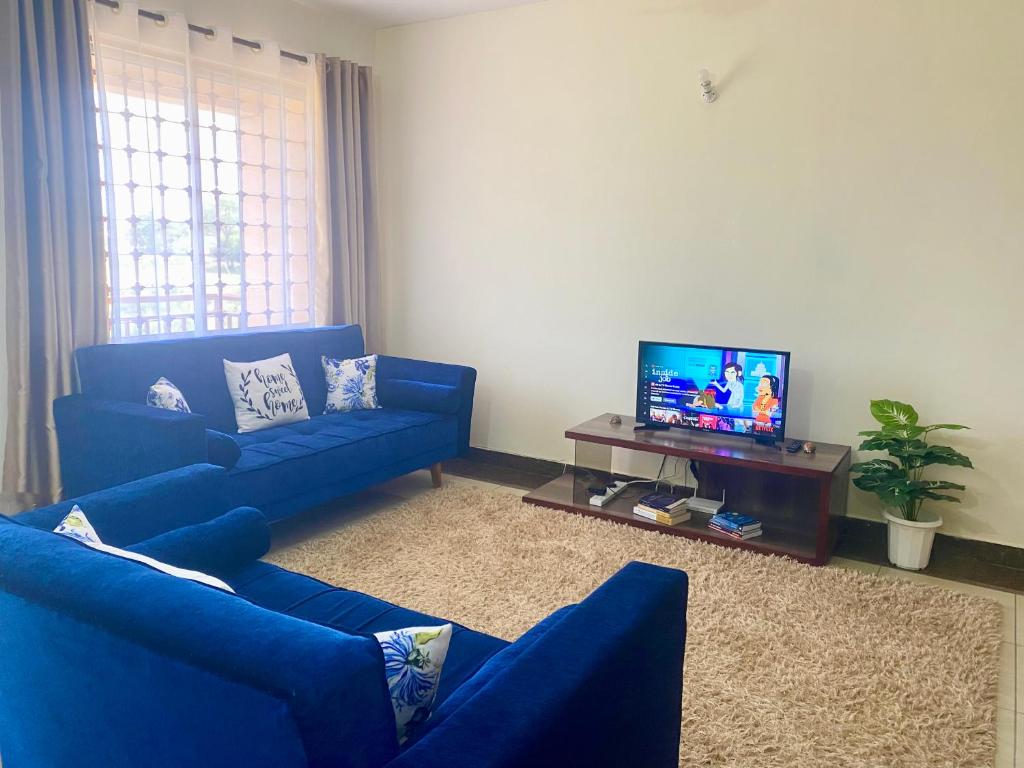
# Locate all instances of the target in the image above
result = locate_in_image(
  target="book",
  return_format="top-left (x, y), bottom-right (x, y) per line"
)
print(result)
top-left (634, 505), bottom-right (690, 520)
top-left (637, 492), bottom-right (688, 512)
top-left (709, 519), bottom-right (762, 535)
top-left (709, 512), bottom-right (762, 533)
top-left (708, 521), bottom-right (763, 540)
top-left (634, 505), bottom-right (690, 525)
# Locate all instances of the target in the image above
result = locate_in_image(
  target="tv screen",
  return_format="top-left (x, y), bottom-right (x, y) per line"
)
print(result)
top-left (636, 341), bottom-right (791, 440)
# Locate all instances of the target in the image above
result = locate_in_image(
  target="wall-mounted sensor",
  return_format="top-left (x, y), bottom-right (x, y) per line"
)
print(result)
top-left (698, 69), bottom-right (718, 103)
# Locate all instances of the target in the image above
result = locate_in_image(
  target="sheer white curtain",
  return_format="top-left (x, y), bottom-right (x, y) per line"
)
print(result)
top-left (90, 1), bottom-right (321, 339)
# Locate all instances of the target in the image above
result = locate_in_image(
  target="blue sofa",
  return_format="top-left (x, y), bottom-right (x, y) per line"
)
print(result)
top-left (0, 465), bottom-right (689, 767)
top-left (54, 325), bottom-right (475, 521)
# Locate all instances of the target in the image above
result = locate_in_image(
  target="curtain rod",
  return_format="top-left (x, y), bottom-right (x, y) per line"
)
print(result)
top-left (93, 0), bottom-right (310, 64)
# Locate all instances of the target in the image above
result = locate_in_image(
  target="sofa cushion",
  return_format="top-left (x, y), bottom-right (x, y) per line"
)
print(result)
top-left (226, 409), bottom-right (458, 510)
top-left (229, 561), bottom-right (509, 707)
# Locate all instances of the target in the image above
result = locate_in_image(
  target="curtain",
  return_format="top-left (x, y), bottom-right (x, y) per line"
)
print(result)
top-left (320, 57), bottom-right (381, 352)
top-left (0, 0), bottom-right (107, 504)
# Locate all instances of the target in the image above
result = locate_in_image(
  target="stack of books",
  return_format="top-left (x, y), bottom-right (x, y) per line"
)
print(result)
top-left (708, 511), bottom-right (763, 540)
top-left (633, 492), bottom-right (690, 526)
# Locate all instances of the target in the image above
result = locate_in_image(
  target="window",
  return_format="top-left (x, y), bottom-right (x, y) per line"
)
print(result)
top-left (92, 24), bottom-right (315, 340)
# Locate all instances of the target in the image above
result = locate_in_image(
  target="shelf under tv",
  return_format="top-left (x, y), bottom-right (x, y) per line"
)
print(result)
top-left (522, 413), bottom-right (851, 565)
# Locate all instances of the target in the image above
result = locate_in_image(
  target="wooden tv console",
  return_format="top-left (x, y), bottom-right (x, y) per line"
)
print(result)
top-left (522, 414), bottom-right (851, 566)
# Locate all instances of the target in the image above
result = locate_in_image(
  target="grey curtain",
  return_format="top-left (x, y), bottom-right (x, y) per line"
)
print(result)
top-left (323, 57), bottom-right (381, 352)
top-left (0, 0), bottom-right (107, 504)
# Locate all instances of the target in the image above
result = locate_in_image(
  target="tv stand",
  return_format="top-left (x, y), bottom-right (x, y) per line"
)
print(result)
top-left (523, 413), bottom-right (851, 566)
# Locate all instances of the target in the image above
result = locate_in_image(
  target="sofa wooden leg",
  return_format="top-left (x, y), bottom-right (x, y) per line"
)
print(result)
top-left (430, 462), bottom-right (443, 488)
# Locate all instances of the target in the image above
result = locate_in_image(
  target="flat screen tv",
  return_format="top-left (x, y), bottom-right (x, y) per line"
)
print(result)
top-left (636, 341), bottom-right (792, 441)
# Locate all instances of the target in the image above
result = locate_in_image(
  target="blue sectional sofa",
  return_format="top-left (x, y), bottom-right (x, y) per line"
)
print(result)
top-left (0, 465), bottom-right (689, 767)
top-left (54, 325), bottom-right (475, 521)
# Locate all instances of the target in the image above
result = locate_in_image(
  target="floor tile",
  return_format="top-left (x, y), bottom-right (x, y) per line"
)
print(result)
top-left (997, 707), bottom-right (1014, 767)
top-left (1002, 642), bottom-right (1017, 711)
top-left (1017, 595), bottom-right (1024, 646)
top-left (1015, 712), bottom-right (1024, 767)
top-left (878, 566), bottom-right (1016, 643)
top-left (827, 557), bottom-right (880, 575)
top-left (446, 475), bottom-right (525, 496)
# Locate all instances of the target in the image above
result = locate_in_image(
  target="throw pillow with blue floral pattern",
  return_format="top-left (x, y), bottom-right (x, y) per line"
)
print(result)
top-left (146, 377), bottom-right (191, 413)
top-left (322, 354), bottom-right (380, 414)
top-left (374, 623), bottom-right (452, 744)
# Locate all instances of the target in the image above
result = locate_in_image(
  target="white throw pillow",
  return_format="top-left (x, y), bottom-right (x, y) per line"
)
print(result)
top-left (146, 377), bottom-right (191, 413)
top-left (53, 506), bottom-right (235, 593)
top-left (323, 354), bottom-right (380, 414)
top-left (223, 353), bottom-right (310, 433)
top-left (374, 624), bottom-right (452, 744)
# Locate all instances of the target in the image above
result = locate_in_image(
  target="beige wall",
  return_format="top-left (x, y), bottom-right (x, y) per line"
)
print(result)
top-left (375, 0), bottom-right (1024, 545)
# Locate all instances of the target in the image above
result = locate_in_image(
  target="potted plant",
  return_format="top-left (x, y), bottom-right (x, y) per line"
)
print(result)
top-left (850, 399), bottom-right (973, 570)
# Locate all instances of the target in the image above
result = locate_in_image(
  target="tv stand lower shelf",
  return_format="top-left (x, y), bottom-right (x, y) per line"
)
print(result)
top-left (522, 414), bottom-right (851, 566)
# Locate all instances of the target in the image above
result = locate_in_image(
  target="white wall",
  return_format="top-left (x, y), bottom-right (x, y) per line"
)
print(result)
top-left (375, 0), bottom-right (1024, 546)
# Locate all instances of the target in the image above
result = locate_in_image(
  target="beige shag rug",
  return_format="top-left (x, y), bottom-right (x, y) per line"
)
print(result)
top-left (268, 483), bottom-right (1002, 768)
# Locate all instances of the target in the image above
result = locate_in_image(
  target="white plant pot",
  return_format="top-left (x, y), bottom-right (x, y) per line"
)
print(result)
top-left (883, 508), bottom-right (943, 571)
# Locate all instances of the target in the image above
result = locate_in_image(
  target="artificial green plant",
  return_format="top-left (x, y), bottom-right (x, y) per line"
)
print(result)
top-left (850, 399), bottom-right (972, 522)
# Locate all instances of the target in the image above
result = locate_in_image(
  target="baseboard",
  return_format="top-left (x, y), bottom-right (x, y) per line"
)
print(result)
top-left (447, 446), bottom-right (1024, 592)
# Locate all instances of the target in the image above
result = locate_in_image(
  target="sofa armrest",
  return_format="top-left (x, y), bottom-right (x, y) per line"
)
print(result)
top-left (13, 464), bottom-right (230, 548)
top-left (54, 394), bottom-right (208, 497)
top-left (0, 524), bottom-right (400, 768)
top-left (386, 561), bottom-right (688, 768)
top-left (127, 507), bottom-right (270, 575)
top-left (377, 356), bottom-right (477, 453)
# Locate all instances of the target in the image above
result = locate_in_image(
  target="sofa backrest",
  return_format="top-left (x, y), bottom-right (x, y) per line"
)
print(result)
top-left (386, 561), bottom-right (688, 768)
top-left (74, 325), bottom-right (365, 432)
top-left (0, 517), bottom-right (399, 768)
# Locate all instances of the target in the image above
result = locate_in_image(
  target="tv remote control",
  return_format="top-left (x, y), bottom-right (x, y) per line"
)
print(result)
top-left (786, 439), bottom-right (803, 453)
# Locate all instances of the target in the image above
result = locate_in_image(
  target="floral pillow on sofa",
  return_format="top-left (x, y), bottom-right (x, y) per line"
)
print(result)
top-left (323, 354), bottom-right (380, 414)
top-left (374, 623), bottom-right (452, 744)
top-left (146, 377), bottom-right (191, 413)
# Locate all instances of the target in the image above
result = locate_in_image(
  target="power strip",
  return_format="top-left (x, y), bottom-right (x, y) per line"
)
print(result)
top-left (589, 481), bottom-right (630, 507)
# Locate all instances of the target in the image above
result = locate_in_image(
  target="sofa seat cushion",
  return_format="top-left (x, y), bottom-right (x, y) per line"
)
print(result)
top-left (230, 561), bottom-right (509, 707)
top-left (226, 408), bottom-right (458, 509)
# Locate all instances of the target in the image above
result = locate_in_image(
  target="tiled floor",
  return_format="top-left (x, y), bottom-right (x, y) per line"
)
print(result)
top-left (346, 469), bottom-right (1022, 767)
